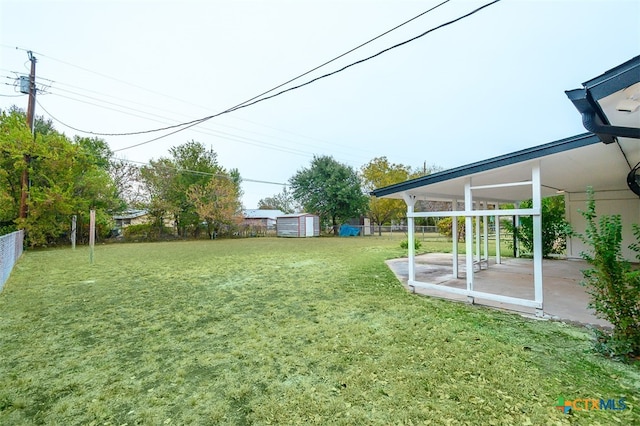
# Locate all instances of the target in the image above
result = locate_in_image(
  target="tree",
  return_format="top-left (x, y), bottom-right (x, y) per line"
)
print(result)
top-left (140, 141), bottom-right (223, 238)
top-left (109, 159), bottom-right (146, 207)
top-left (290, 155), bottom-right (368, 234)
top-left (504, 196), bottom-right (568, 258)
top-left (360, 157), bottom-right (411, 235)
top-left (0, 108), bottom-right (121, 245)
top-left (188, 172), bottom-right (243, 239)
top-left (258, 186), bottom-right (298, 213)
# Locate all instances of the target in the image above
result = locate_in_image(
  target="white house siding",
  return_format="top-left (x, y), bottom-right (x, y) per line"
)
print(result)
top-left (565, 190), bottom-right (640, 260)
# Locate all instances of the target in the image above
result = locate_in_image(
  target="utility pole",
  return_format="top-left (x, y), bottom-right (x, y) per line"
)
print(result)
top-left (19, 51), bottom-right (37, 219)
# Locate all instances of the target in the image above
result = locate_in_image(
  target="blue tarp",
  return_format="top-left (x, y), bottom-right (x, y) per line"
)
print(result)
top-left (339, 224), bottom-right (360, 237)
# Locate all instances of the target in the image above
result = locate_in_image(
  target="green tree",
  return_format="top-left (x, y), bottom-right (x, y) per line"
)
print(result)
top-left (0, 108), bottom-right (121, 246)
top-left (504, 196), bottom-right (568, 258)
top-left (188, 172), bottom-right (243, 239)
top-left (258, 187), bottom-right (298, 213)
top-left (361, 157), bottom-right (411, 235)
top-left (290, 155), bottom-right (368, 235)
top-left (140, 141), bottom-right (227, 238)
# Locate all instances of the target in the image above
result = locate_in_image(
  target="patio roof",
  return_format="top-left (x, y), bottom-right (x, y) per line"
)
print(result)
top-left (372, 56), bottom-right (640, 204)
top-left (370, 133), bottom-right (602, 203)
top-left (372, 56), bottom-right (639, 317)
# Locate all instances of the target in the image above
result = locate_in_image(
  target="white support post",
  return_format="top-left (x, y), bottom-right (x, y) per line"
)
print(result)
top-left (495, 203), bottom-right (501, 264)
top-left (464, 179), bottom-right (474, 304)
top-left (403, 193), bottom-right (417, 291)
top-left (483, 201), bottom-right (489, 266)
top-left (475, 209), bottom-right (481, 266)
top-left (532, 163), bottom-right (544, 317)
top-left (514, 202), bottom-right (520, 258)
top-left (452, 199), bottom-right (459, 278)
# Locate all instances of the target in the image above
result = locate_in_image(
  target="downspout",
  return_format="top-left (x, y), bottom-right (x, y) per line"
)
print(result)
top-left (581, 109), bottom-right (640, 142)
top-left (566, 88), bottom-right (640, 144)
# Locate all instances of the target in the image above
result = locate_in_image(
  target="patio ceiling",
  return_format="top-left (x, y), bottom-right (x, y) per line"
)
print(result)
top-left (372, 56), bottom-right (640, 205)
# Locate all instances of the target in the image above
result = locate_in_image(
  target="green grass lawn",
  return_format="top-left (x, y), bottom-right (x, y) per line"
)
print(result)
top-left (0, 237), bottom-right (638, 425)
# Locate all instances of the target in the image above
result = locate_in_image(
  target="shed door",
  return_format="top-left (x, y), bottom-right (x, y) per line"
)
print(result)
top-left (305, 217), bottom-right (314, 237)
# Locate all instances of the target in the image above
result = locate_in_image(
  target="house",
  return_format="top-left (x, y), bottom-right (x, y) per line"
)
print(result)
top-left (276, 213), bottom-right (320, 237)
top-left (242, 209), bottom-right (284, 230)
top-left (371, 56), bottom-right (640, 317)
top-left (112, 209), bottom-right (176, 235)
top-left (113, 209), bottom-right (150, 229)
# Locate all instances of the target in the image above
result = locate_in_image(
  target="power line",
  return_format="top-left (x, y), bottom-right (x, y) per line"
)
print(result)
top-left (114, 0), bottom-right (501, 152)
top-left (15, 1), bottom-right (455, 139)
top-left (35, 73), bottom-right (398, 162)
top-left (115, 158), bottom-right (288, 186)
top-left (36, 98), bottom-right (329, 160)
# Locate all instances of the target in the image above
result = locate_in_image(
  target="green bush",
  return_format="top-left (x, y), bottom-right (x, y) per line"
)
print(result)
top-left (122, 223), bottom-right (174, 241)
top-left (572, 188), bottom-right (640, 359)
top-left (503, 196), bottom-right (567, 258)
top-left (436, 217), bottom-right (465, 242)
top-left (400, 238), bottom-right (422, 250)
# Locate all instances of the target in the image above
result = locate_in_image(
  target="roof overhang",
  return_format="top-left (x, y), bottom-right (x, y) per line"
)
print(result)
top-left (372, 56), bottom-right (640, 204)
top-left (371, 133), bottom-right (610, 203)
top-left (566, 55), bottom-right (640, 150)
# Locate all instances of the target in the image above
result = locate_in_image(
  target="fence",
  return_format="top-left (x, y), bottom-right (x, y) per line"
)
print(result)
top-left (0, 230), bottom-right (24, 291)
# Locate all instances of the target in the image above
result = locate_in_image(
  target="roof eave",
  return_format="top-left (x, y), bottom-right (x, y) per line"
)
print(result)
top-left (371, 133), bottom-right (600, 198)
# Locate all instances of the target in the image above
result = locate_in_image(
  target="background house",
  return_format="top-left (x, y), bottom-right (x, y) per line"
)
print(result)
top-left (113, 209), bottom-right (149, 230)
top-left (242, 209), bottom-right (284, 230)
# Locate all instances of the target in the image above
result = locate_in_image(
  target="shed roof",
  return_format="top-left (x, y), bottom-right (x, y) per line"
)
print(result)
top-left (277, 213), bottom-right (317, 218)
top-left (243, 209), bottom-right (284, 219)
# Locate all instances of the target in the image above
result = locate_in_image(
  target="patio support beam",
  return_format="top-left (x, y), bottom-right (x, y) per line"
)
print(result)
top-left (532, 163), bottom-right (544, 317)
top-left (495, 203), bottom-right (501, 264)
top-left (403, 193), bottom-right (417, 291)
top-left (452, 199), bottom-right (459, 278)
top-left (483, 201), bottom-right (489, 266)
top-left (475, 210), bottom-right (481, 266)
top-left (515, 202), bottom-right (520, 258)
top-left (465, 179), bottom-right (474, 304)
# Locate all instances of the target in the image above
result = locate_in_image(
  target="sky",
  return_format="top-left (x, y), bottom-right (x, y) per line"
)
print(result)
top-left (1, 0), bottom-right (639, 209)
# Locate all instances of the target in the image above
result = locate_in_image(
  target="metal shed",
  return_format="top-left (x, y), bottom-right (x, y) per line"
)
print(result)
top-left (276, 213), bottom-right (320, 237)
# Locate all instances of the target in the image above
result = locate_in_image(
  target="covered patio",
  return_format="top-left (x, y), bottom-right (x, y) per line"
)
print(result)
top-left (386, 253), bottom-right (610, 327)
top-left (372, 56), bottom-right (639, 320)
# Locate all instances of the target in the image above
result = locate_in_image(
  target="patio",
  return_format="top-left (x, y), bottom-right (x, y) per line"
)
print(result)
top-left (386, 253), bottom-right (611, 328)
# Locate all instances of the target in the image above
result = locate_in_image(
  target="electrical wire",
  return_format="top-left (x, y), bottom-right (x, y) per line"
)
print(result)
top-left (114, 0), bottom-right (502, 152)
top-left (36, 98), bottom-right (330, 160)
top-left (36, 73), bottom-right (400, 162)
top-left (115, 158), bottom-right (287, 186)
top-left (12, 0), bottom-right (501, 156)
top-left (14, 0), bottom-right (456, 138)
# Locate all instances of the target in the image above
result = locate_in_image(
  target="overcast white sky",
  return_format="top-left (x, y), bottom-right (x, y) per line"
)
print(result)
top-left (1, 0), bottom-right (639, 209)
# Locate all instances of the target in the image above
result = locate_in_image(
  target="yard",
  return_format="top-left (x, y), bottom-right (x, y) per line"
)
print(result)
top-left (0, 236), bottom-right (638, 425)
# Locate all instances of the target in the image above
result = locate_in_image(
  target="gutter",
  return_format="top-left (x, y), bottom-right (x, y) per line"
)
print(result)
top-left (565, 88), bottom-right (640, 144)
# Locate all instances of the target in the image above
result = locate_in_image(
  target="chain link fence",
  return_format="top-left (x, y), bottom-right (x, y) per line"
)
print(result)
top-left (1, 230), bottom-right (25, 291)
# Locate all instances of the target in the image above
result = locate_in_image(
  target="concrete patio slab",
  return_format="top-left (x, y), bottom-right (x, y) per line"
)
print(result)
top-left (386, 253), bottom-right (611, 328)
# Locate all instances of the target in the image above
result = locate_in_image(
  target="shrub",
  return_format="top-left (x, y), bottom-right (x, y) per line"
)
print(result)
top-left (122, 223), bottom-right (174, 241)
top-left (572, 188), bottom-right (640, 359)
top-left (503, 196), bottom-right (567, 258)
top-left (436, 217), bottom-right (465, 242)
top-left (400, 238), bottom-right (422, 250)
